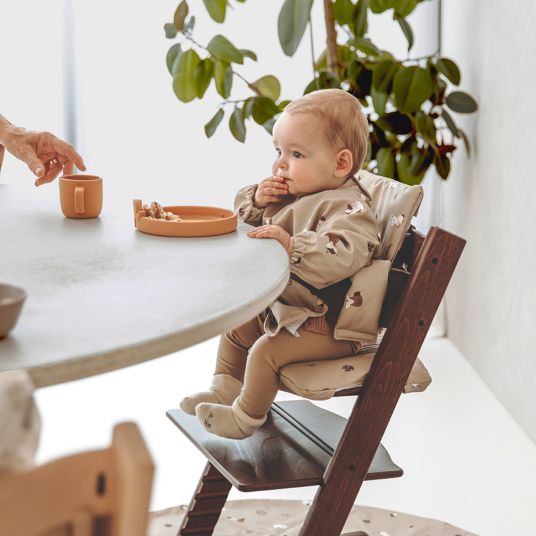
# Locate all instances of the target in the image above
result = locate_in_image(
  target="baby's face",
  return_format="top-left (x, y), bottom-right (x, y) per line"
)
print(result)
top-left (272, 112), bottom-right (346, 197)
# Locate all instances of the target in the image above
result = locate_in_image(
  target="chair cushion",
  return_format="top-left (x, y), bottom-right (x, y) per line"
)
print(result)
top-left (279, 345), bottom-right (431, 400)
top-left (357, 170), bottom-right (424, 261)
top-left (278, 172), bottom-right (426, 400)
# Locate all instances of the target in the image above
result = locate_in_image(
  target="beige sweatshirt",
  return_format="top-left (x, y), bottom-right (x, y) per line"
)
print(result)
top-left (235, 175), bottom-right (391, 344)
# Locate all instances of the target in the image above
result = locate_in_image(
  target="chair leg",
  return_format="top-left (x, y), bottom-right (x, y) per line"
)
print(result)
top-left (178, 462), bottom-right (232, 536)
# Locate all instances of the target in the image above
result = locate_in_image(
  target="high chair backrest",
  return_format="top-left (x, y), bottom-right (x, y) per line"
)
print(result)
top-left (357, 170), bottom-right (424, 261)
top-left (0, 422), bottom-right (154, 536)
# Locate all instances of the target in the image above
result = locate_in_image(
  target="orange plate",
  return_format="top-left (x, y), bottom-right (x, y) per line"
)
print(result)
top-left (133, 199), bottom-right (237, 237)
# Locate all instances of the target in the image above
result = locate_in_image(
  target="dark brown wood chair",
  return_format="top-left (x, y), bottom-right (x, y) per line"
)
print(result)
top-left (167, 222), bottom-right (466, 536)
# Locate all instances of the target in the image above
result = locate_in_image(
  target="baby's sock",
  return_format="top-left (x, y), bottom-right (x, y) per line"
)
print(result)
top-left (195, 398), bottom-right (267, 440)
top-left (179, 374), bottom-right (243, 416)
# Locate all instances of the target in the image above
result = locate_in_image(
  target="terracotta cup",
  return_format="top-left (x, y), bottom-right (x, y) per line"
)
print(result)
top-left (59, 174), bottom-right (103, 218)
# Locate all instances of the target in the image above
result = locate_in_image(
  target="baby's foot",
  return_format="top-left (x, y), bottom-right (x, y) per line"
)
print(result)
top-left (195, 399), bottom-right (267, 440)
top-left (180, 374), bottom-right (243, 415)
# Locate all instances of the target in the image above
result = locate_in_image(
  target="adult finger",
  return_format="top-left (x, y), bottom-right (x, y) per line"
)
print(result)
top-left (52, 138), bottom-right (86, 171)
top-left (18, 145), bottom-right (46, 177)
top-left (35, 164), bottom-right (62, 186)
top-left (63, 160), bottom-right (74, 175)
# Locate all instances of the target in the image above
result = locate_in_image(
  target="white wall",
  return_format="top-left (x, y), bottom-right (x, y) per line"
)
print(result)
top-left (0, 1), bottom-right (65, 179)
top-left (442, 0), bottom-right (536, 443)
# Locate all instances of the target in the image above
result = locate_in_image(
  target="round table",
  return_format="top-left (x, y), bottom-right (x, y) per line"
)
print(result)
top-left (0, 183), bottom-right (289, 387)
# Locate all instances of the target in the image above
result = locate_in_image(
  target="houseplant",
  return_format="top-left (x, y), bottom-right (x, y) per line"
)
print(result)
top-left (163, 0), bottom-right (477, 185)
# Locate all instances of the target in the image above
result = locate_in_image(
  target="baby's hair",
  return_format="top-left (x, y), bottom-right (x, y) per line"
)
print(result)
top-left (283, 88), bottom-right (369, 177)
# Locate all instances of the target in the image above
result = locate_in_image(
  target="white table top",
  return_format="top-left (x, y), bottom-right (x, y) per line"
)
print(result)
top-left (0, 183), bottom-right (289, 387)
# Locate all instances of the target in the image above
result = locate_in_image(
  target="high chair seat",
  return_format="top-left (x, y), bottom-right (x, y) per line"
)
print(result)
top-left (278, 344), bottom-right (431, 400)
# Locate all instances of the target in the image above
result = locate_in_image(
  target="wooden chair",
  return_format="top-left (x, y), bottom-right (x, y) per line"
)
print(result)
top-left (0, 422), bottom-right (154, 536)
top-left (167, 175), bottom-right (466, 536)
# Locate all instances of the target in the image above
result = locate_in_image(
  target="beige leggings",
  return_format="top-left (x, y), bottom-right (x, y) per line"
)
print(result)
top-left (215, 313), bottom-right (359, 419)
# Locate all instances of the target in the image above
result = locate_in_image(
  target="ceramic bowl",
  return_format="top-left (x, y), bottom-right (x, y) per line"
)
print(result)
top-left (0, 284), bottom-right (27, 338)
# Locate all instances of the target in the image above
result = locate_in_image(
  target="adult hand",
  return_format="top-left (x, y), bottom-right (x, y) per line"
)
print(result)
top-left (1, 125), bottom-right (86, 186)
top-left (253, 176), bottom-right (289, 208)
top-left (247, 224), bottom-right (293, 253)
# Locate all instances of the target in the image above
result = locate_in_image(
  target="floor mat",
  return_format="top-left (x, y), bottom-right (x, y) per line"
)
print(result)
top-left (149, 499), bottom-right (477, 535)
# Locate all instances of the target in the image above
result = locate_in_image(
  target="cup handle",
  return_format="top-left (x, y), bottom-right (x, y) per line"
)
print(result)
top-left (74, 186), bottom-right (85, 214)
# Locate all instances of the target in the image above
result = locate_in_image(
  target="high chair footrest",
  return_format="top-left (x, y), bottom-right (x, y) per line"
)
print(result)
top-left (166, 400), bottom-right (402, 492)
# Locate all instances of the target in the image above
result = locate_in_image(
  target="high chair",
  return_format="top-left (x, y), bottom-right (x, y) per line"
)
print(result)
top-left (0, 422), bottom-right (154, 536)
top-left (167, 171), bottom-right (466, 536)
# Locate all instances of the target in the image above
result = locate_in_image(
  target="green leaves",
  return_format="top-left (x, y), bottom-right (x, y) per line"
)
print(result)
top-left (304, 70), bottom-right (340, 93)
top-left (353, 0), bottom-right (369, 38)
top-left (396, 15), bottom-right (414, 51)
top-left (376, 112), bottom-right (412, 134)
top-left (194, 58), bottom-right (214, 98)
top-left (393, 66), bottom-right (433, 113)
top-left (203, 0), bottom-right (226, 23)
top-left (204, 109), bottom-right (224, 138)
top-left (173, 1), bottom-right (189, 31)
top-left (278, 0), bottom-right (314, 56)
top-left (333, 0), bottom-right (355, 25)
top-left (446, 91), bottom-right (478, 113)
top-left (436, 58), bottom-right (461, 85)
top-left (397, 142), bottom-right (429, 184)
top-left (376, 147), bottom-right (395, 176)
top-left (351, 37), bottom-right (380, 56)
top-left (164, 23), bottom-right (177, 39)
top-left (394, 0), bottom-right (418, 18)
top-left (214, 60), bottom-right (233, 98)
top-left (229, 107), bottom-right (246, 142)
top-left (371, 86), bottom-right (388, 115)
top-left (434, 153), bottom-right (451, 179)
top-left (372, 60), bottom-right (400, 93)
top-left (240, 49), bottom-right (258, 61)
top-left (173, 48), bottom-right (201, 102)
top-left (370, 0), bottom-right (395, 13)
top-left (166, 44), bottom-right (182, 75)
top-left (251, 75), bottom-right (281, 101)
top-left (207, 35), bottom-right (244, 64)
top-left (252, 97), bottom-right (280, 125)
top-left (415, 110), bottom-right (436, 145)
top-left (441, 109), bottom-right (459, 137)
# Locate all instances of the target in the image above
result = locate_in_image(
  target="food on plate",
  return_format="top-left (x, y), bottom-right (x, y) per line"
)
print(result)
top-left (138, 201), bottom-right (182, 221)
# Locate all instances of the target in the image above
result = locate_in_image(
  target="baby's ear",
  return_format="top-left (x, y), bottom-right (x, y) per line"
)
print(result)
top-left (335, 149), bottom-right (353, 177)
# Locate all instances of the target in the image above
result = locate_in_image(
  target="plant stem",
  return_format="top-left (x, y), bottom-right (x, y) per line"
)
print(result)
top-left (232, 70), bottom-right (262, 96)
top-left (323, 0), bottom-right (339, 77)
top-left (308, 11), bottom-right (319, 89)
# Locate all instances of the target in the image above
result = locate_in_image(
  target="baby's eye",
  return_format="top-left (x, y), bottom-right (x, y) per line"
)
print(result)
top-left (275, 147), bottom-right (282, 156)
top-left (292, 151), bottom-right (303, 159)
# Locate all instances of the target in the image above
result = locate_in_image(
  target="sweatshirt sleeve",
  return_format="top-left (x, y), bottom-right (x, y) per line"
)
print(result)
top-left (234, 184), bottom-right (265, 227)
top-left (289, 198), bottom-right (380, 289)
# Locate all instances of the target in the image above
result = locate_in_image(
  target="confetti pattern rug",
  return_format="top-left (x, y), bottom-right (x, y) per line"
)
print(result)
top-left (149, 499), bottom-right (477, 536)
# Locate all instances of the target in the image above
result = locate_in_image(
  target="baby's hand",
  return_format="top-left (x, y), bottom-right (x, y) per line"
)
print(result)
top-left (253, 176), bottom-right (289, 208)
top-left (248, 224), bottom-right (293, 254)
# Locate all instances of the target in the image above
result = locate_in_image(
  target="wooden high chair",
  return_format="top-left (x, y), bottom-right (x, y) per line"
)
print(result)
top-left (0, 422), bottom-right (154, 536)
top-left (167, 171), bottom-right (466, 536)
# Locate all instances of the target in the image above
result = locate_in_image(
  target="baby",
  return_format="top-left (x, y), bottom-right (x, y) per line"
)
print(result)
top-left (180, 88), bottom-right (383, 439)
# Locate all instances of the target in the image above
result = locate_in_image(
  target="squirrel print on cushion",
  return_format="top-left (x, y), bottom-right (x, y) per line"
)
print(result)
top-left (390, 214), bottom-right (405, 227)
top-left (345, 291), bottom-right (363, 308)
